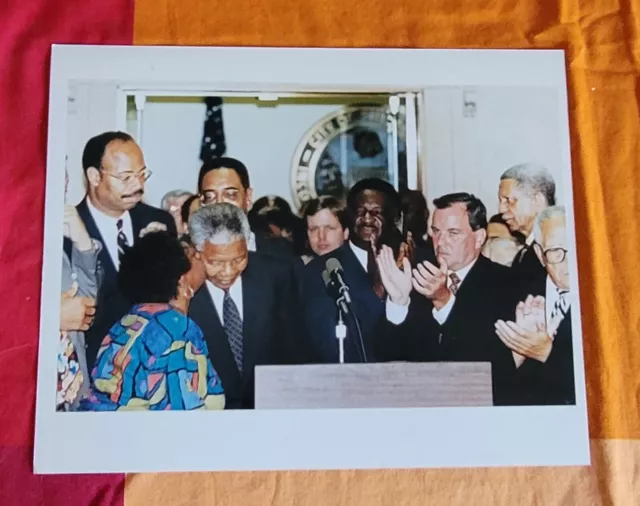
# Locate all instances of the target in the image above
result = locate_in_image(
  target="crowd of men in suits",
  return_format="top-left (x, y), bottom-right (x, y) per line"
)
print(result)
top-left (58, 130), bottom-right (576, 410)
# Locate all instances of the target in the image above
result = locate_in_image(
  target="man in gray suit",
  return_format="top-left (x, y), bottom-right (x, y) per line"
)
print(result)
top-left (58, 169), bottom-right (103, 411)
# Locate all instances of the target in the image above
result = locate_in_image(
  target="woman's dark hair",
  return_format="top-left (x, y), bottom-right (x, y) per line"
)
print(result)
top-left (118, 231), bottom-right (190, 304)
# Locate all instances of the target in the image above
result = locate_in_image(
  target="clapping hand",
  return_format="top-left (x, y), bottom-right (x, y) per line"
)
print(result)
top-left (495, 295), bottom-right (552, 363)
top-left (396, 231), bottom-right (416, 269)
top-left (376, 244), bottom-right (412, 306)
top-left (412, 260), bottom-right (451, 310)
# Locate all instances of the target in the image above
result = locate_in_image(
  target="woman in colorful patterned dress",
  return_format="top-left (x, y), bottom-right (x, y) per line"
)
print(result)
top-left (81, 231), bottom-right (225, 411)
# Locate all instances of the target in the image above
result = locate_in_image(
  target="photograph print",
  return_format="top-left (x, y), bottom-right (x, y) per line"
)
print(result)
top-left (36, 45), bottom-right (589, 473)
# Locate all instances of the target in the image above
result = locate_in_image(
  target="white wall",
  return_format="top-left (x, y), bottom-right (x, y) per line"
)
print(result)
top-left (131, 98), bottom-right (344, 209)
top-left (65, 83), bottom-right (120, 205)
top-left (65, 86), bottom-right (565, 220)
top-left (422, 86), bottom-right (564, 218)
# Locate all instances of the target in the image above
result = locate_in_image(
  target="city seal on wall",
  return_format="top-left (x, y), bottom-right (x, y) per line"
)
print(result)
top-left (290, 105), bottom-right (405, 211)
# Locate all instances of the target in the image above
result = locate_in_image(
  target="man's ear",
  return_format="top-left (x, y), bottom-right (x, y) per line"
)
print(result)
top-left (86, 167), bottom-right (101, 188)
top-left (533, 192), bottom-right (547, 212)
top-left (533, 242), bottom-right (544, 264)
top-left (474, 228), bottom-right (487, 249)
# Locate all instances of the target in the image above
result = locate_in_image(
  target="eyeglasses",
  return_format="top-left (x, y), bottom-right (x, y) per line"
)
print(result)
top-left (101, 167), bottom-right (152, 185)
top-left (542, 247), bottom-right (567, 264)
top-left (199, 189), bottom-right (240, 205)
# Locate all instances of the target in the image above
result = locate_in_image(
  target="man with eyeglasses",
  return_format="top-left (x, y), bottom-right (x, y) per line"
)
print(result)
top-left (197, 157), bottom-right (296, 260)
top-left (301, 178), bottom-right (425, 364)
top-left (76, 131), bottom-right (176, 370)
top-left (494, 205), bottom-right (575, 405)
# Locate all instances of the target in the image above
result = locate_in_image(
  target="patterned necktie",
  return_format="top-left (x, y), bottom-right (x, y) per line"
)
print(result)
top-left (116, 219), bottom-right (129, 263)
top-left (223, 290), bottom-right (243, 374)
top-left (449, 272), bottom-right (461, 295)
top-left (551, 288), bottom-right (569, 321)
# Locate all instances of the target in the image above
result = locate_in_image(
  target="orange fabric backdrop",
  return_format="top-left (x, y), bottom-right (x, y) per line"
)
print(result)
top-left (129, 0), bottom-right (640, 503)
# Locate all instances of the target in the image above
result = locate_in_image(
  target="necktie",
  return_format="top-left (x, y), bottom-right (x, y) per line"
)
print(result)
top-left (116, 219), bottom-right (129, 262)
top-left (551, 288), bottom-right (569, 321)
top-left (449, 272), bottom-right (461, 295)
top-left (367, 247), bottom-right (385, 299)
top-left (223, 290), bottom-right (243, 374)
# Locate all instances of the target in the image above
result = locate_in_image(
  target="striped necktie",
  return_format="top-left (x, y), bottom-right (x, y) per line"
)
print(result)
top-left (223, 289), bottom-right (244, 374)
top-left (551, 288), bottom-right (569, 321)
top-left (449, 272), bottom-right (461, 295)
top-left (116, 219), bottom-right (129, 262)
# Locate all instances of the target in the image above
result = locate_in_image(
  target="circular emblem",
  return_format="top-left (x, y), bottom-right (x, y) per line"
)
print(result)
top-left (290, 105), bottom-right (406, 211)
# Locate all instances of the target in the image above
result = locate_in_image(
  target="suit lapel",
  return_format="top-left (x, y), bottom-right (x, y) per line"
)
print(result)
top-left (76, 197), bottom-right (117, 281)
top-left (129, 204), bottom-right (144, 240)
top-left (240, 254), bottom-right (263, 382)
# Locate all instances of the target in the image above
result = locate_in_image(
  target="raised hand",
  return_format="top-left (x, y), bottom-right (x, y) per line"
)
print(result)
top-left (63, 205), bottom-right (92, 251)
top-left (139, 221), bottom-right (168, 238)
top-left (412, 259), bottom-right (451, 310)
top-left (396, 231), bottom-right (416, 268)
top-left (376, 244), bottom-right (412, 306)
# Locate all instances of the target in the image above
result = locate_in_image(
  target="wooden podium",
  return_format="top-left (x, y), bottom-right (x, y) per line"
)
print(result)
top-left (254, 362), bottom-right (493, 409)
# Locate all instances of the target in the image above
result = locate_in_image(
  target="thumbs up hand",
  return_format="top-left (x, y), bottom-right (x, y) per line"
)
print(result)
top-left (60, 282), bottom-right (96, 332)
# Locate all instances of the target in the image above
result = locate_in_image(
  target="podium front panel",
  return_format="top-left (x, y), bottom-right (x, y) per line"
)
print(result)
top-left (254, 362), bottom-right (493, 409)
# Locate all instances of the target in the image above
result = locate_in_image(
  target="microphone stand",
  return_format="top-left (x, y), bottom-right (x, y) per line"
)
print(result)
top-left (334, 293), bottom-right (349, 364)
top-left (336, 305), bottom-right (347, 364)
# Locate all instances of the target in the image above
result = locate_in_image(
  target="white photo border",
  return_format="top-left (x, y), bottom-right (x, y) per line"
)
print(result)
top-left (35, 45), bottom-right (590, 474)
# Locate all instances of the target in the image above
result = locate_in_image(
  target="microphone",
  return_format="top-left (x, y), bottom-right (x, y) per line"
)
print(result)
top-left (325, 258), bottom-right (352, 306)
top-left (322, 258), bottom-right (351, 314)
top-left (321, 257), bottom-right (369, 364)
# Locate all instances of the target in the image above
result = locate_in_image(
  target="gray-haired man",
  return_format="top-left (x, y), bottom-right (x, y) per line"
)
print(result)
top-left (187, 203), bottom-right (307, 409)
top-left (498, 163), bottom-right (556, 288)
top-left (494, 205), bottom-right (575, 405)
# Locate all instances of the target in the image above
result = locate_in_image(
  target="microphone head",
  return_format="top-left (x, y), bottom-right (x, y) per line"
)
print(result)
top-left (322, 269), bottom-right (331, 287)
top-left (325, 257), bottom-right (343, 273)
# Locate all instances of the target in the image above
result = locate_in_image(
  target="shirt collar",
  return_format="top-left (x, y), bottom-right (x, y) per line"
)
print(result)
top-left (348, 241), bottom-right (369, 271)
top-left (86, 195), bottom-right (128, 223)
top-left (448, 257), bottom-right (478, 286)
top-left (525, 233), bottom-right (535, 246)
top-left (247, 231), bottom-right (257, 252)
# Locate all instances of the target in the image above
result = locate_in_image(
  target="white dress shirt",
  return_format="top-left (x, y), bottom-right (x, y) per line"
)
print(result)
top-left (205, 278), bottom-right (244, 324)
top-left (545, 275), bottom-right (570, 338)
top-left (386, 257), bottom-right (478, 325)
top-left (86, 197), bottom-right (133, 270)
top-left (247, 231), bottom-right (257, 252)
top-left (349, 241), bottom-right (369, 272)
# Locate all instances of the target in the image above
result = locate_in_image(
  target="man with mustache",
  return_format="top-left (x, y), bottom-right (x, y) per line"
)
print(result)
top-left (302, 178), bottom-right (426, 363)
top-left (380, 192), bottom-right (518, 404)
top-left (75, 131), bottom-right (176, 369)
top-left (498, 163), bottom-right (555, 288)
